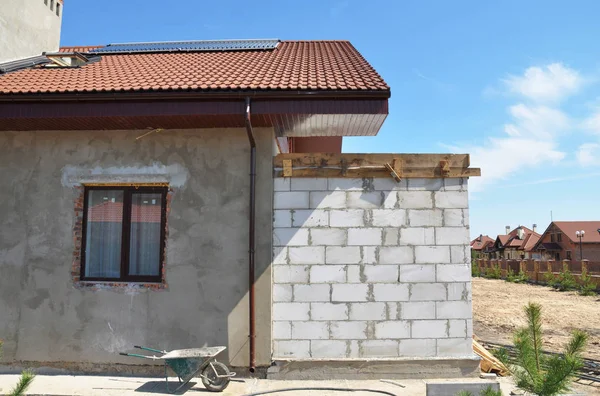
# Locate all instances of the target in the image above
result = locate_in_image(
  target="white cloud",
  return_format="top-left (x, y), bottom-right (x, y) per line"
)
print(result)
top-left (503, 63), bottom-right (582, 102)
top-left (577, 143), bottom-right (600, 166)
top-left (451, 138), bottom-right (565, 193)
top-left (503, 104), bottom-right (570, 140)
top-left (581, 110), bottom-right (600, 135)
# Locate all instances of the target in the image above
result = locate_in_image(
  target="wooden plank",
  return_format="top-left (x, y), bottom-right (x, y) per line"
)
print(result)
top-left (273, 153), bottom-right (472, 169)
top-left (273, 167), bottom-right (481, 179)
top-left (282, 159), bottom-right (292, 177)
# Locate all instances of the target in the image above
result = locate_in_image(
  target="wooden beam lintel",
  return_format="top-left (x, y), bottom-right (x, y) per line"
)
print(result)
top-left (274, 167), bottom-right (481, 178)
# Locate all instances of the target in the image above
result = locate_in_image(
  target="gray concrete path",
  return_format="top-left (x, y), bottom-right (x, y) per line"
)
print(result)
top-left (0, 374), bottom-right (517, 396)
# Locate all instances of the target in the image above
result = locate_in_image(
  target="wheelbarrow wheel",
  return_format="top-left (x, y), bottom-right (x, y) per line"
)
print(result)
top-left (201, 361), bottom-right (230, 392)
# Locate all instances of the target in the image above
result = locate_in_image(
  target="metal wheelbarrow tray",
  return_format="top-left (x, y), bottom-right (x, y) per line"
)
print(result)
top-left (120, 345), bottom-right (236, 393)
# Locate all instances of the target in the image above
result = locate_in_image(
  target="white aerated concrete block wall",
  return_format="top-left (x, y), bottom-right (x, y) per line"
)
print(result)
top-left (272, 177), bottom-right (473, 360)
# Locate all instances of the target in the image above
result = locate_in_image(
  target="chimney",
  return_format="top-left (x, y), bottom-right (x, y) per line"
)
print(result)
top-left (533, 224), bottom-right (537, 233)
top-left (505, 225), bottom-right (510, 235)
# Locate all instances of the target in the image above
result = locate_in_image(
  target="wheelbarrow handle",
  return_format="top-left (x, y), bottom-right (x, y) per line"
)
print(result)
top-left (134, 345), bottom-right (165, 354)
top-left (120, 352), bottom-right (160, 359)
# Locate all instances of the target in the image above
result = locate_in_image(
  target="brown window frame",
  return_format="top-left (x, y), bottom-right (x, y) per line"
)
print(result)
top-left (80, 185), bottom-right (168, 283)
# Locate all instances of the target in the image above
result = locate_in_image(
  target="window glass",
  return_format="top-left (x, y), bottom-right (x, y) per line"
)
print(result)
top-left (129, 193), bottom-right (163, 276)
top-left (84, 190), bottom-right (123, 278)
top-left (56, 3), bottom-right (60, 16)
top-left (50, 0), bottom-right (54, 10)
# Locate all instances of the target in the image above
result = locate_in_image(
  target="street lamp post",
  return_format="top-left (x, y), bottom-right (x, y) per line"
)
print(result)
top-left (575, 230), bottom-right (585, 261)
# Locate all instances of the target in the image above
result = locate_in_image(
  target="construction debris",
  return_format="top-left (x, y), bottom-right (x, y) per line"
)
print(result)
top-left (473, 338), bottom-right (509, 376)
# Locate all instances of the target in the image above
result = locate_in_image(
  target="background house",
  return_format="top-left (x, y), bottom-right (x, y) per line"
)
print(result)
top-left (470, 235), bottom-right (494, 260)
top-left (488, 226), bottom-right (541, 260)
top-left (534, 221), bottom-right (600, 261)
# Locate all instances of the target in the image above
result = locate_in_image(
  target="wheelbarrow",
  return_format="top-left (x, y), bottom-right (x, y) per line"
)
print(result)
top-left (120, 345), bottom-right (235, 393)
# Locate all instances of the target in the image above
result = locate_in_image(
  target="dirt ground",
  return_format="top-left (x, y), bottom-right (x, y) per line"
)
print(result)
top-left (472, 277), bottom-right (600, 360)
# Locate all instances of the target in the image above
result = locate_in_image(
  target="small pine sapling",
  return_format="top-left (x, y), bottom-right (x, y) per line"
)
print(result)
top-left (579, 268), bottom-right (597, 296)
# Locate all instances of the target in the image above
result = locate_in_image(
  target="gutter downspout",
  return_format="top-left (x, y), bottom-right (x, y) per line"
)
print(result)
top-left (244, 97), bottom-right (257, 372)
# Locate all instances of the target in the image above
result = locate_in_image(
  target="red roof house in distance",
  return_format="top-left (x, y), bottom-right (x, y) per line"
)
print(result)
top-left (470, 235), bottom-right (494, 259)
top-left (490, 226), bottom-right (541, 260)
top-left (534, 221), bottom-right (600, 261)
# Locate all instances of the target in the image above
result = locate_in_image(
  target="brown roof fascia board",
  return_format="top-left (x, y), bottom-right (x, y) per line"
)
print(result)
top-left (0, 89), bottom-right (391, 102)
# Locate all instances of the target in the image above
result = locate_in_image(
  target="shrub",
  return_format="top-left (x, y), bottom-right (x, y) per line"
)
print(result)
top-left (486, 263), bottom-right (502, 279)
top-left (579, 269), bottom-right (597, 296)
top-left (472, 263), bottom-right (481, 277)
top-left (510, 303), bottom-right (587, 396)
top-left (506, 268), bottom-right (517, 282)
top-left (555, 268), bottom-right (577, 291)
top-left (543, 271), bottom-right (558, 288)
top-left (515, 269), bottom-right (529, 283)
top-left (455, 386), bottom-right (502, 396)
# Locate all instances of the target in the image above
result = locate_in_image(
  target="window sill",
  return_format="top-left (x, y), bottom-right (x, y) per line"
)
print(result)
top-left (74, 280), bottom-right (167, 291)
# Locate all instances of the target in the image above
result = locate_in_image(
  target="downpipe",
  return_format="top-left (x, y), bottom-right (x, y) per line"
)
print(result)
top-left (244, 97), bottom-right (257, 372)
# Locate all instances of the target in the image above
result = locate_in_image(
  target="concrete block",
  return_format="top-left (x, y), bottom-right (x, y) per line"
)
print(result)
top-left (447, 282), bottom-right (468, 301)
top-left (400, 265), bottom-right (435, 283)
top-left (402, 302), bottom-right (436, 319)
top-left (273, 247), bottom-right (288, 265)
top-left (437, 338), bottom-right (473, 357)
top-left (291, 177), bottom-right (328, 191)
top-left (292, 209), bottom-right (329, 227)
top-left (360, 340), bottom-right (399, 357)
top-left (398, 191), bottom-right (433, 209)
top-left (375, 321), bottom-right (410, 339)
top-left (436, 264), bottom-right (470, 282)
top-left (363, 246), bottom-right (378, 264)
top-left (273, 321), bottom-right (291, 339)
top-left (372, 178), bottom-right (408, 191)
top-left (349, 340), bottom-right (360, 358)
top-left (449, 320), bottom-right (467, 338)
top-left (293, 284), bottom-right (330, 302)
top-left (410, 283), bottom-right (447, 301)
top-left (383, 228), bottom-right (399, 245)
top-left (273, 303), bottom-right (310, 321)
top-left (412, 320), bottom-right (448, 338)
top-left (434, 191), bottom-right (468, 209)
top-left (330, 321), bottom-right (368, 339)
top-left (274, 178), bottom-right (291, 191)
top-left (407, 178), bottom-right (443, 191)
top-left (273, 284), bottom-right (293, 302)
top-left (332, 284), bottom-right (368, 302)
top-left (326, 246), bottom-right (362, 264)
top-left (379, 246), bottom-right (414, 264)
top-left (329, 209), bottom-right (365, 227)
top-left (274, 191), bottom-right (309, 209)
top-left (426, 381), bottom-right (500, 396)
top-left (436, 301), bottom-right (471, 319)
top-left (443, 209), bottom-right (464, 227)
top-left (327, 178), bottom-right (365, 191)
top-left (373, 284), bottom-right (410, 302)
top-left (273, 265), bottom-right (309, 283)
top-left (415, 246), bottom-right (450, 264)
top-left (274, 210), bottom-right (293, 228)
top-left (311, 340), bottom-right (347, 358)
top-left (310, 191), bottom-right (346, 209)
top-left (311, 303), bottom-right (348, 320)
top-left (467, 319), bottom-right (473, 338)
top-left (348, 228), bottom-right (382, 246)
top-left (273, 228), bottom-right (310, 247)
top-left (289, 246), bottom-right (325, 265)
top-left (463, 209), bottom-right (470, 226)
top-left (349, 302), bottom-right (386, 320)
top-left (399, 339), bottom-right (436, 357)
top-left (347, 191), bottom-right (396, 209)
top-left (443, 177), bottom-right (465, 191)
top-left (311, 228), bottom-right (347, 245)
top-left (400, 227), bottom-right (435, 246)
top-left (363, 265), bottom-right (399, 283)
top-left (435, 227), bottom-right (470, 245)
top-left (387, 302), bottom-right (400, 319)
top-left (408, 209), bottom-right (443, 227)
top-left (274, 340), bottom-right (310, 358)
top-left (450, 245), bottom-right (468, 264)
top-left (310, 265), bottom-right (346, 283)
top-left (347, 265), bottom-right (361, 282)
top-left (371, 209), bottom-right (406, 227)
top-left (292, 321), bottom-right (329, 340)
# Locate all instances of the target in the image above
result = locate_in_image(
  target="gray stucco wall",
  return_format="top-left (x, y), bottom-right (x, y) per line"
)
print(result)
top-left (0, 0), bottom-right (62, 63)
top-left (0, 128), bottom-right (273, 368)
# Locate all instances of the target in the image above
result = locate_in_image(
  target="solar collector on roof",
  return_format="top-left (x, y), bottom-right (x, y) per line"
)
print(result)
top-left (90, 39), bottom-right (280, 54)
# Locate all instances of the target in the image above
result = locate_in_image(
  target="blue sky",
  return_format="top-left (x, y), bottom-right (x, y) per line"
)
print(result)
top-left (61, 0), bottom-right (600, 239)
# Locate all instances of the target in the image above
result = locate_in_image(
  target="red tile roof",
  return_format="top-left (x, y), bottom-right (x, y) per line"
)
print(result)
top-left (0, 41), bottom-right (389, 95)
top-left (553, 221), bottom-right (600, 244)
top-left (495, 226), bottom-right (541, 250)
top-left (471, 235), bottom-right (494, 251)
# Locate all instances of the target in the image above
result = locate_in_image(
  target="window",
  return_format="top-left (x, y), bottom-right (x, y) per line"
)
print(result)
top-left (50, 0), bottom-right (54, 10)
top-left (56, 3), bottom-right (60, 16)
top-left (81, 186), bottom-right (167, 282)
top-left (550, 233), bottom-right (555, 242)
top-left (557, 233), bottom-right (562, 242)
top-left (44, 0), bottom-right (48, 5)
top-left (566, 250), bottom-right (571, 260)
